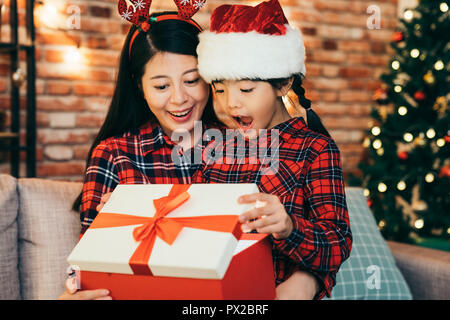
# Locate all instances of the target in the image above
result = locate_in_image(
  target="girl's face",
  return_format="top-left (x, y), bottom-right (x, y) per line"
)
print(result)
top-left (141, 52), bottom-right (209, 138)
top-left (212, 80), bottom-right (290, 137)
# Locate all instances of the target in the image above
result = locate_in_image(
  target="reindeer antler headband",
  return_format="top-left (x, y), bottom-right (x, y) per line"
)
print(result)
top-left (118, 0), bottom-right (205, 57)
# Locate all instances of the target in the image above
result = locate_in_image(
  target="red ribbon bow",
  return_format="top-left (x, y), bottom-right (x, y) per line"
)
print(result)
top-left (90, 185), bottom-right (242, 275)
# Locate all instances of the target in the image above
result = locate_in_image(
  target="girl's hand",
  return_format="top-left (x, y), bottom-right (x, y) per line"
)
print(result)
top-left (58, 277), bottom-right (112, 300)
top-left (96, 192), bottom-right (112, 212)
top-left (238, 193), bottom-right (293, 240)
top-left (275, 270), bottom-right (319, 300)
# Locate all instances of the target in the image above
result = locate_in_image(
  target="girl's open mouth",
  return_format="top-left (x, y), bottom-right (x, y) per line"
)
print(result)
top-left (233, 115), bottom-right (254, 130)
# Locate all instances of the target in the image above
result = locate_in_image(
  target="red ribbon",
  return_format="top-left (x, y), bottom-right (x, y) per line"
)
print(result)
top-left (89, 185), bottom-right (242, 275)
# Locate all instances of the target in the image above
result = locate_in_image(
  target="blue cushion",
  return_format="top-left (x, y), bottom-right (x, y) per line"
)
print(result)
top-left (325, 187), bottom-right (412, 300)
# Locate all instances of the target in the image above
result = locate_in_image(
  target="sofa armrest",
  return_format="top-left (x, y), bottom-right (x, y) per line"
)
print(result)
top-left (387, 241), bottom-right (450, 300)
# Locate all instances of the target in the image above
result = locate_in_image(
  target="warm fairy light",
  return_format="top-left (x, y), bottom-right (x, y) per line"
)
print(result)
top-left (378, 182), bottom-right (387, 193)
top-left (434, 60), bottom-right (444, 71)
top-left (363, 137), bottom-right (371, 148)
top-left (426, 128), bottom-right (436, 139)
top-left (447, 227), bottom-right (450, 234)
top-left (404, 9), bottom-right (414, 21)
top-left (65, 47), bottom-right (82, 64)
top-left (392, 60), bottom-right (400, 70)
top-left (371, 126), bottom-right (381, 136)
top-left (378, 220), bottom-right (386, 229)
top-left (440, 2), bottom-right (449, 13)
top-left (414, 219), bottom-right (424, 229)
top-left (436, 138), bottom-right (445, 147)
top-left (394, 85), bottom-right (402, 93)
top-left (377, 148), bottom-right (384, 156)
top-left (397, 181), bottom-right (406, 191)
top-left (410, 49), bottom-right (420, 58)
top-left (398, 106), bottom-right (408, 116)
top-left (364, 189), bottom-right (370, 197)
top-left (425, 173), bottom-right (435, 183)
top-left (404, 133), bottom-right (414, 142)
top-left (373, 139), bottom-right (382, 149)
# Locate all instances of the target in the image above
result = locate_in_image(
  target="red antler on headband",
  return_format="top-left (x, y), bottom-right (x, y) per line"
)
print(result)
top-left (118, 0), bottom-right (152, 25)
top-left (174, 0), bottom-right (206, 20)
top-left (118, 0), bottom-right (206, 26)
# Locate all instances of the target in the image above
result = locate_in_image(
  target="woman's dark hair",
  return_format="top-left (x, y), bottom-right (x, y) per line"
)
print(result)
top-left (73, 12), bottom-right (219, 211)
top-left (267, 74), bottom-right (331, 138)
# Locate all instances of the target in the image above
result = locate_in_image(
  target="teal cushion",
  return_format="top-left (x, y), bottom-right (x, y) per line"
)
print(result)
top-left (325, 187), bottom-right (412, 300)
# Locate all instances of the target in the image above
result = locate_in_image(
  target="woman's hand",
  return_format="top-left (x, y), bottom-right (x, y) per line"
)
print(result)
top-left (275, 270), bottom-right (319, 300)
top-left (58, 277), bottom-right (112, 300)
top-left (96, 192), bottom-right (112, 212)
top-left (238, 192), bottom-right (293, 240)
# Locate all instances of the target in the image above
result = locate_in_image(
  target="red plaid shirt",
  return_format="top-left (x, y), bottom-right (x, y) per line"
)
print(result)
top-left (192, 117), bottom-right (352, 299)
top-left (80, 121), bottom-right (208, 235)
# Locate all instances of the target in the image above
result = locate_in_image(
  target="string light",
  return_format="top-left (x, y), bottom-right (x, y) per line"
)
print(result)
top-left (398, 106), bottom-right (408, 116)
top-left (414, 219), bottom-right (424, 229)
top-left (363, 137), bottom-right (371, 148)
top-left (371, 126), bottom-right (381, 136)
top-left (392, 60), bottom-right (400, 70)
top-left (404, 133), bottom-right (414, 142)
top-left (436, 138), bottom-right (445, 147)
top-left (410, 49), bottom-right (420, 58)
top-left (397, 181), bottom-right (406, 191)
top-left (440, 2), bottom-right (449, 13)
top-left (404, 9), bottom-right (414, 21)
top-left (394, 85), bottom-right (402, 93)
top-left (447, 227), bottom-right (450, 235)
top-left (372, 139), bottom-right (382, 149)
top-left (377, 148), bottom-right (384, 156)
top-left (378, 220), bottom-right (386, 229)
top-left (65, 47), bottom-right (82, 64)
top-left (434, 60), bottom-right (444, 71)
top-left (425, 173), bottom-right (435, 183)
top-left (426, 128), bottom-right (436, 139)
top-left (378, 182), bottom-right (387, 193)
top-left (364, 189), bottom-right (370, 197)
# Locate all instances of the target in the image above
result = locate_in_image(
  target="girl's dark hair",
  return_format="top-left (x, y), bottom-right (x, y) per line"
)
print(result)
top-left (73, 12), bottom-right (218, 211)
top-left (267, 74), bottom-right (331, 138)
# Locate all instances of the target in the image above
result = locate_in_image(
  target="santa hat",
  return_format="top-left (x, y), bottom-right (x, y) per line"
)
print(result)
top-left (197, 0), bottom-right (306, 83)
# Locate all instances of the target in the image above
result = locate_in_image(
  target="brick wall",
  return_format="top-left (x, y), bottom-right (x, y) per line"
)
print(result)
top-left (0, 0), bottom-right (399, 181)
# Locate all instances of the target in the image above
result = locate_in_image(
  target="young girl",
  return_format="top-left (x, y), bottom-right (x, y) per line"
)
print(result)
top-left (60, 4), bottom-right (220, 299)
top-left (194, 0), bottom-right (352, 299)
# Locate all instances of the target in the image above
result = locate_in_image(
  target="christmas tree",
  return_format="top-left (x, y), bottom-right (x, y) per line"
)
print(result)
top-left (350, 0), bottom-right (449, 245)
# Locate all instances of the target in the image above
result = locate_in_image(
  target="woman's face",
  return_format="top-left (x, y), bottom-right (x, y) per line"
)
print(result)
top-left (141, 52), bottom-right (209, 138)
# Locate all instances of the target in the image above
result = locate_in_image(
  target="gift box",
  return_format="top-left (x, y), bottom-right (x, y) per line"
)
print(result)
top-left (67, 184), bottom-right (276, 299)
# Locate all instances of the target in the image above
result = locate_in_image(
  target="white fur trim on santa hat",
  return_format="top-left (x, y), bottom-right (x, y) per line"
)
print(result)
top-left (197, 24), bottom-right (306, 83)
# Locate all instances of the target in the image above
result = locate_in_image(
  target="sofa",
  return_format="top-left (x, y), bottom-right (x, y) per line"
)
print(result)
top-left (1, 174), bottom-right (449, 300)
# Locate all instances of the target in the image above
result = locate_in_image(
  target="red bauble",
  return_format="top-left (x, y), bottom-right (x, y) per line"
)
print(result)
top-left (414, 91), bottom-right (426, 100)
top-left (445, 135), bottom-right (450, 143)
top-left (398, 151), bottom-right (409, 160)
top-left (367, 199), bottom-right (373, 207)
top-left (392, 31), bottom-right (404, 42)
top-left (440, 165), bottom-right (450, 177)
top-left (373, 88), bottom-right (389, 104)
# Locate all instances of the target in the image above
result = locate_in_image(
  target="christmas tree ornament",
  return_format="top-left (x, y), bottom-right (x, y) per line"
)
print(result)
top-left (392, 31), bottom-right (404, 42)
top-left (414, 133), bottom-right (426, 146)
top-left (433, 96), bottom-right (447, 115)
top-left (391, 60), bottom-right (400, 70)
top-left (403, 133), bottom-right (414, 142)
top-left (373, 88), bottom-right (389, 104)
top-left (378, 220), bottom-right (386, 230)
top-left (371, 126), bottom-right (381, 136)
top-left (440, 2), bottom-right (449, 13)
top-left (403, 9), bottom-right (414, 21)
top-left (414, 219), bottom-right (424, 229)
top-left (398, 151), bottom-right (409, 160)
top-left (378, 106), bottom-right (389, 120)
top-left (414, 91), bottom-right (426, 100)
top-left (423, 71), bottom-right (435, 84)
top-left (377, 148), bottom-right (384, 156)
top-left (394, 85), bottom-right (402, 93)
top-left (436, 138), bottom-right (445, 147)
top-left (440, 165), bottom-right (450, 178)
top-left (402, 92), bottom-right (418, 107)
top-left (362, 137), bottom-right (371, 148)
top-left (372, 139), bottom-right (382, 149)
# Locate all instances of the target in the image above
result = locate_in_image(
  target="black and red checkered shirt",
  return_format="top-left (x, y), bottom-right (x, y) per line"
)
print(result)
top-left (192, 117), bottom-right (352, 299)
top-left (80, 120), bottom-right (208, 235)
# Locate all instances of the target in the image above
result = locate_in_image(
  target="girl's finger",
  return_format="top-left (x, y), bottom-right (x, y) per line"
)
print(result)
top-left (238, 192), bottom-right (277, 205)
